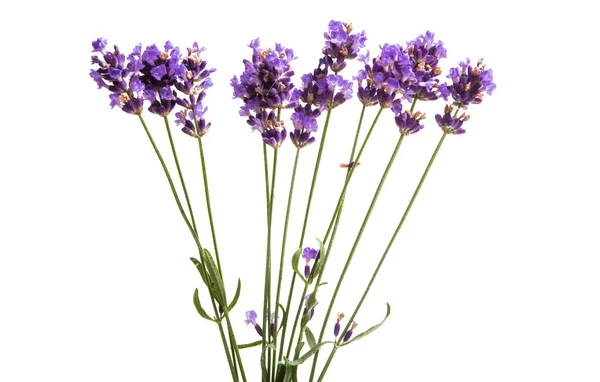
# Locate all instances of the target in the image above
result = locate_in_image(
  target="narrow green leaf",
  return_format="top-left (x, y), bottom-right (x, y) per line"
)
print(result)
top-left (189, 257), bottom-right (208, 286)
top-left (238, 340), bottom-right (262, 349)
top-left (304, 327), bottom-right (316, 349)
top-left (193, 288), bottom-right (215, 322)
top-left (227, 278), bottom-right (242, 312)
top-left (340, 303), bottom-right (391, 347)
top-left (284, 341), bottom-right (334, 366)
top-left (293, 341), bottom-right (304, 361)
top-left (309, 238), bottom-right (326, 283)
top-left (291, 247), bottom-right (307, 283)
top-left (202, 249), bottom-right (226, 306)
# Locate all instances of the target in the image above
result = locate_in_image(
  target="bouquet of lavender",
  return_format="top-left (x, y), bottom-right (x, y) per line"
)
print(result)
top-left (90, 20), bottom-right (495, 381)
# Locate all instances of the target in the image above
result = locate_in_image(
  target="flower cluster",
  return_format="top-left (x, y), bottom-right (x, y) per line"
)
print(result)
top-left (355, 43), bottom-right (415, 111)
top-left (441, 58), bottom-right (496, 108)
top-left (405, 31), bottom-right (447, 101)
top-left (90, 23), bottom-right (497, 382)
top-left (322, 21), bottom-right (367, 73)
top-left (435, 58), bottom-right (496, 134)
top-left (230, 39), bottom-right (299, 148)
top-left (90, 39), bottom-right (215, 137)
top-left (354, 32), bottom-right (445, 115)
top-left (232, 21), bottom-right (367, 149)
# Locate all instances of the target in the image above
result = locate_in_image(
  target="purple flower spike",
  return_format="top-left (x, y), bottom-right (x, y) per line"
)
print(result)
top-left (322, 21), bottom-right (367, 73)
top-left (355, 43), bottom-right (415, 109)
top-left (262, 126), bottom-right (287, 149)
top-left (231, 38), bottom-right (299, 118)
top-left (290, 104), bottom-right (320, 148)
top-left (247, 110), bottom-right (287, 148)
top-left (334, 312), bottom-right (345, 338)
top-left (137, 42), bottom-right (184, 117)
top-left (90, 39), bottom-right (146, 115)
top-left (343, 321), bottom-right (358, 343)
top-left (395, 111), bottom-right (426, 135)
top-left (245, 310), bottom-right (263, 337)
top-left (406, 31), bottom-right (447, 101)
top-left (302, 247), bottom-right (319, 278)
top-left (435, 105), bottom-right (470, 135)
top-left (440, 58), bottom-right (496, 108)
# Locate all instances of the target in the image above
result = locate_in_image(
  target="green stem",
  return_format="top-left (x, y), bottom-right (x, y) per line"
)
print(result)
top-left (263, 143), bottom-right (271, 218)
top-left (274, 147), bottom-right (301, 366)
top-left (300, 107), bottom-right (333, 244)
top-left (309, 131), bottom-right (405, 382)
top-left (322, 106), bottom-right (383, 244)
top-left (163, 116), bottom-right (198, 234)
top-left (288, 106), bottom-right (382, 361)
top-left (193, 127), bottom-right (247, 381)
top-left (263, 146), bottom-right (278, 381)
top-left (137, 115), bottom-right (238, 381)
top-left (194, 133), bottom-right (222, 276)
top-left (138, 115), bottom-right (199, 248)
top-left (282, 108), bottom-right (333, 358)
top-left (223, 308), bottom-right (248, 382)
top-left (317, 131), bottom-right (448, 382)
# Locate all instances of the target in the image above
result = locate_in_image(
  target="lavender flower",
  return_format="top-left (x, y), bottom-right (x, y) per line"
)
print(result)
top-left (395, 111), bottom-right (426, 135)
top-left (289, 105), bottom-right (320, 148)
top-left (90, 38), bottom-right (145, 115)
top-left (231, 39), bottom-right (299, 147)
top-left (322, 21), bottom-right (367, 73)
top-left (440, 58), bottom-right (496, 108)
top-left (175, 43), bottom-right (215, 98)
top-left (297, 66), bottom-right (354, 111)
top-left (355, 43), bottom-right (414, 110)
top-left (137, 41), bottom-right (185, 117)
top-left (174, 43), bottom-right (215, 137)
top-left (244, 310), bottom-right (263, 337)
top-left (435, 105), bottom-right (470, 135)
top-left (333, 312), bottom-right (345, 338)
top-left (247, 110), bottom-right (287, 148)
top-left (175, 105), bottom-right (211, 137)
top-left (343, 321), bottom-right (358, 343)
top-left (302, 247), bottom-right (319, 279)
top-left (231, 38), bottom-right (299, 116)
top-left (406, 31), bottom-right (447, 101)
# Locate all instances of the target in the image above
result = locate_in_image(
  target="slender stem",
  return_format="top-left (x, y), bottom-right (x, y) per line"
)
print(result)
top-left (347, 104), bottom-right (367, 171)
top-left (138, 115), bottom-right (199, 248)
top-left (163, 116), bottom-right (198, 233)
top-left (137, 115), bottom-right (239, 380)
top-left (282, 107), bottom-right (333, 358)
top-left (300, 107), bottom-right (333, 244)
top-left (260, 141), bottom-right (270, 357)
top-left (223, 309), bottom-right (248, 382)
top-left (317, 131), bottom-right (449, 382)
top-left (194, 130), bottom-right (247, 381)
top-left (195, 133), bottom-right (223, 275)
top-left (263, 146), bottom-right (278, 381)
top-left (322, 106), bottom-right (383, 243)
top-left (274, 147), bottom-right (301, 365)
top-left (287, 106), bottom-right (382, 361)
top-left (263, 143), bottom-right (271, 218)
top-left (328, 103), bottom-right (367, 236)
top-left (215, 317), bottom-right (239, 382)
top-left (309, 132), bottom-right (405, 382)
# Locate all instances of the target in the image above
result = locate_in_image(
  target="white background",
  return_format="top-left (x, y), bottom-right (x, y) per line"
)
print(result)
top-left (1, 1), bottom-right (599, 381)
